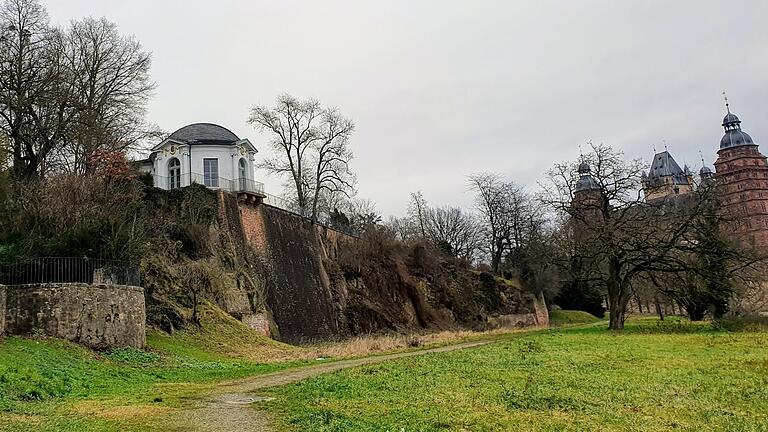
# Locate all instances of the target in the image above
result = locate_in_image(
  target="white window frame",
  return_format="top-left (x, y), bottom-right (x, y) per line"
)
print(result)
top-left (168, 157), bottom-right (181, 189)
top-left (203, 158), bottom-right (219, 188)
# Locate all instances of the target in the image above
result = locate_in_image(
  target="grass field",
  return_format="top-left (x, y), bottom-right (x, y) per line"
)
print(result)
top-left (262, 318), bottom-right (768, 432)
top-left (0, 305), bottom-right (523, 431)
top-left (1, 313), bottom-right (767, 431)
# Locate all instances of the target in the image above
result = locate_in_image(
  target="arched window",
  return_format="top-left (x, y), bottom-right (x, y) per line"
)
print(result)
top-left (168, 157), bottom-right (181, 189)
top-left (239, 158), bottom-right (248, 191)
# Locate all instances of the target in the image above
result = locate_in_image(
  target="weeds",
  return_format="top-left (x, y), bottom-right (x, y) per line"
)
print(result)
top-left (105, 348), bottom-right (160, 365)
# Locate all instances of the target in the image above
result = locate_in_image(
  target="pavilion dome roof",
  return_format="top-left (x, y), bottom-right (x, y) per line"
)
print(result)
top-left (168, 123), bottom-right (240, 145)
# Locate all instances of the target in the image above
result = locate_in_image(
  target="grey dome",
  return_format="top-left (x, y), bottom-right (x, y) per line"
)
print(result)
top-left (720, 130), bottom-right (755, 148)
top-left (168, 123), bottom-right (240, 145)
top-left (719, 110), bottom-right (758, 149)
top-left (574, 162), bottom-right (600, 192)
top-left (699, 165), bottom-right (713, 175)
top-left (722, 112), bottom-right (740, 126)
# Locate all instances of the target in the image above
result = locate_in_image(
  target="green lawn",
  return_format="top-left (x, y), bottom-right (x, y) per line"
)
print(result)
top-left (0, 306), bottom-right (310, 432)
top-left (263, 319), bottom-right (768, 432)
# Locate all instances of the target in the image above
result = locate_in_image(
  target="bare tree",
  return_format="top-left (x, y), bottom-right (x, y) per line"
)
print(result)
top-left (59, 17), bottom-right (155, 174)
top-left (468, 173), bottom-right (535, 274)
top-left (0, 0), bottom-right (64, 178)
top-left (0, 0), bottom-right (155, 178)
top-left (250, 94), bottom-right (355, 219)
top-left (425, 205), bottom-right (482, 260)
top-left (644, 184), bottom-right (765, 320)
top-left (249, 94), bottom-right (321, 214)
top-left (309, 108), bottom-right (355, 222)
top-left (406, 191), bottom-right (428, 238)
top-left (543, 142), bottom-right (709, 330)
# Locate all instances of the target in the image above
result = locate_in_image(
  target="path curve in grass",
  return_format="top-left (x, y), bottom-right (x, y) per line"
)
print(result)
top-left (184, 340), bottom-right (491, 432)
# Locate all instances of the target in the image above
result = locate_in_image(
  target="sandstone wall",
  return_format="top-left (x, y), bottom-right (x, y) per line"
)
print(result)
top-left (227, 196), bottom-right (548, 343)
top-left (489, 293), bottom-right (549, 328)
top-left (240, 204), bottom-right (340, 343)
top-left (3, 283), bottom-right (145, 349)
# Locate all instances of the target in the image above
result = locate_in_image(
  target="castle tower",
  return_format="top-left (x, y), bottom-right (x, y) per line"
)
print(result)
top-left (699, 165), bottom-right (715, 186)
top-left (642, 150), bottom-right (695, 201)
top-left (572, 161), bottom-right (603, 224)
top-left (713, 101), bottom-right (768, 248)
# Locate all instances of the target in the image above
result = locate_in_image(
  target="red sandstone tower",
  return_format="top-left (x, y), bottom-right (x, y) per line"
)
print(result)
top-left (713, 102), bottom-right (768, 248)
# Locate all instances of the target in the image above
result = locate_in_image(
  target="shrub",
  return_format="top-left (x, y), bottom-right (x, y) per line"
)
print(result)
top-left (713, 314), bottom-right (768, 332)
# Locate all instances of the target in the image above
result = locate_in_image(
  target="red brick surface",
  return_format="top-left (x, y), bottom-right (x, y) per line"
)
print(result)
top-left (714, 144), bottom-right (768, 249)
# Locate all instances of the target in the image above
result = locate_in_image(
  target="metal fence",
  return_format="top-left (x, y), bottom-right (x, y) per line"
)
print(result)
top-left (153, 172), bottom-right (265, 195)
top-left (0, 257), bottom-right (141, 286)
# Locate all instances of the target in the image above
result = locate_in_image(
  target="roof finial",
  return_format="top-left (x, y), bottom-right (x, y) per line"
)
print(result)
top-left (652, 143), bottom-right (657, 154)
top-left (699, 150), bottom-right (705, 166)
top-left (662, 139), bottom-right (668, 151)
top-left (723, 91), bottom-right (730, 113)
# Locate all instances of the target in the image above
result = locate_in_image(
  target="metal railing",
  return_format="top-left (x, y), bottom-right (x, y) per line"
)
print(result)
top-left (0, 257), bottom-right (141, 286)
top-left (154, 172), bottom-right (265, 195)
top-left (262, 192), bottom-right (296, 212)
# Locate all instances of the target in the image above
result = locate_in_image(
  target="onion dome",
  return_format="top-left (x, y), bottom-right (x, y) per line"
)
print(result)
top-left (575, 161), bottom-right (600, 192)
top-left (720, 103), bottom-right (757, 149)
top-left (699, 165), bottom-right (713, 176)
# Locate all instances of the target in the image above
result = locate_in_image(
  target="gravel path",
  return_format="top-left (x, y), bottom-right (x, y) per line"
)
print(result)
top-left (181, 340), bottom-right (491, 432)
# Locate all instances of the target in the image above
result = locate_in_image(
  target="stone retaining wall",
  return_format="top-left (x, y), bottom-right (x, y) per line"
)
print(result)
top-left (2, 283), bottom-right (145, 349)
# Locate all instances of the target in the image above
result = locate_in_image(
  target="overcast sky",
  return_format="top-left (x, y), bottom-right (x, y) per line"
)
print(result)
top-left (48, 0), bottom-right (768, 217)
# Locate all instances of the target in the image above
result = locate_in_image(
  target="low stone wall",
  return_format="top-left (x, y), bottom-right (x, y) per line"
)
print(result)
top-left (2, 283), bottom-right (145, 349)
top-left (488, 292), bottom-right (549, 329)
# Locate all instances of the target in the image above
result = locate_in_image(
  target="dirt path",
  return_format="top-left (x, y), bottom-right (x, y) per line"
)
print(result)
top-left (181, 340), bottom-right (492, 432)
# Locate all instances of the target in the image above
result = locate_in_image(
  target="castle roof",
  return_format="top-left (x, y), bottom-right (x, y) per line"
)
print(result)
top-left (646, 151), bottom-right (691, 186)
top-left (574, 161), bottom-right (600, 192)
top-left (720, 106), bottom-right (757, 149)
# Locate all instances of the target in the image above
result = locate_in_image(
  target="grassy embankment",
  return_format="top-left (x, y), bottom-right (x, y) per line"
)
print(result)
top-left (0, 304), bottom-right (535, 432)
top-left (548, 309), bottom-right (602, 326)
top-left (263, 317), bottom-right (768, 432)
top-left (0, 305), bottom-right (311, 432)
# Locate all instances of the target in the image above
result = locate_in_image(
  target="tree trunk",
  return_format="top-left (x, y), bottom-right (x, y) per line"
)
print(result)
top-left (686, 304), bottom-right (707, 321)
top-left (491, 238), bottom-right (504, 274)
top-left (608, 300), bottom-right (625, 330)
top-left (654, 295), bottom-right (665, 321)
top-left (606, 258), bottom-right (630, 330)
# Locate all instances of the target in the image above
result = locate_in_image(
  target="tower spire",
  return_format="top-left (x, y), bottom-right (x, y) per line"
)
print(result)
top-left (723, 91), bottom-right (730, 114)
